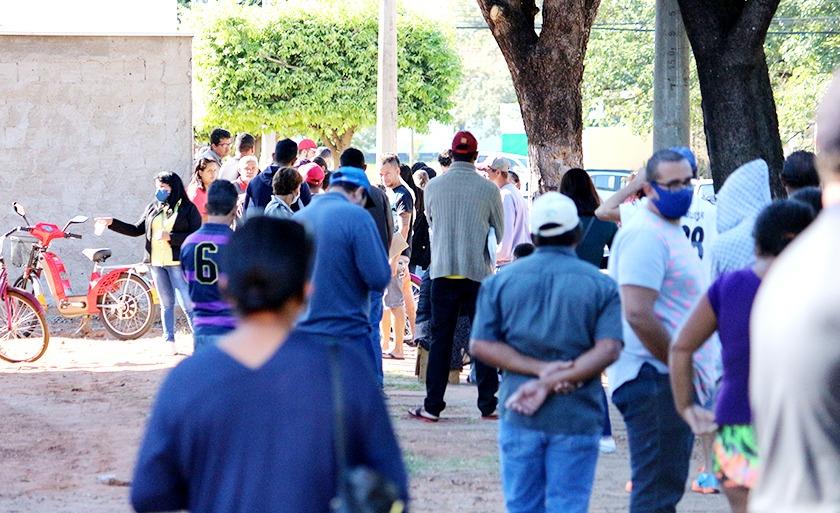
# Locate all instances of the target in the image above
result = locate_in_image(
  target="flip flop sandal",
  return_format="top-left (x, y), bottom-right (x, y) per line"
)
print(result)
top-left (407, 406), bottom-right (439, 422)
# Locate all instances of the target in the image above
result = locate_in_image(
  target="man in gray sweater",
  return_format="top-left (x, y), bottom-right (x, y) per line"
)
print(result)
top-left (408, 131), bottom-right (505, 422)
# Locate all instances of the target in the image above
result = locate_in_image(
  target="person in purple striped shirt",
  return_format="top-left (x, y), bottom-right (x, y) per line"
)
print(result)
top-left (180, 181), bottom-right (239, 352)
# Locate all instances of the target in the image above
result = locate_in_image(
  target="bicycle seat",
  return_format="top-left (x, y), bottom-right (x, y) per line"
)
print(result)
top-left (82, 248), bottom-right (112, 263)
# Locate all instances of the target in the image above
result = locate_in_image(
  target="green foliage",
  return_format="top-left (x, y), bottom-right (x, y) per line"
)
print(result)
top-left (190, 1), bottom-right (460, 148)
top-left (581, 0), bottom-right (840, 152)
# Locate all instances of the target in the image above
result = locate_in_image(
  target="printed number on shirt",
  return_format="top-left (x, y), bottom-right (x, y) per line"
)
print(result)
top-left (681, 225), bottom-right (704, 259)
top-left (195, 242), bottom-right (219, 285)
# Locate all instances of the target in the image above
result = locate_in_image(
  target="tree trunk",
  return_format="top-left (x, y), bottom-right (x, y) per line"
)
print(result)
top-left (695, 52), bottom-right (785, 196)
top-left (677, 0), bottom-right (785, 197)
top-left (316, 126), bottom-right (357, 169)
top-left (476, 0), bottom-right (599, 192)
top-left (518, 64), bottom-right (585, 192)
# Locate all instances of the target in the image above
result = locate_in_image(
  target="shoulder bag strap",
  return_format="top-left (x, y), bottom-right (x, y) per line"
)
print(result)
top-left (580, 217), bottom-right (596, 246)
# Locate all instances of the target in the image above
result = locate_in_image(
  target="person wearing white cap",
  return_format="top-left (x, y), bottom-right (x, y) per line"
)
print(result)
top-left (470, 192), bottom-right (623, 513)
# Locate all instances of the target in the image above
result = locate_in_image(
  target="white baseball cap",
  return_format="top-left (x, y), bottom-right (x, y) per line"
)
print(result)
top-left (529, 192), bottom-right (580, 237)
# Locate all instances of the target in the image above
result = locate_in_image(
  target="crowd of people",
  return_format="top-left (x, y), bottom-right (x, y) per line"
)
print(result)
top-left (117, 71), bottom-right (840, 513)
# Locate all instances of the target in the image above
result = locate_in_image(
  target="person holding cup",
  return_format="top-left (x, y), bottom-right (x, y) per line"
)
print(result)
top-left (95, 172), bottom-right (201, 352)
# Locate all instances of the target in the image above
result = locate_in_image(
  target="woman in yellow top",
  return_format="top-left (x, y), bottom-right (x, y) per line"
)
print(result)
top-left (97, 172), bottom-right (201, 350)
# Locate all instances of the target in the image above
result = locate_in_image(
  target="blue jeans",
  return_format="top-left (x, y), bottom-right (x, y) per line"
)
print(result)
top-left (612, 363), bottom-right (694, 513)
top-left (149, 265), bottom-right (194, 342)
top-left (499, 421), bottom-right (599, 513)
top-left (601, 385), bottom-right (612, 437)
top-left (369, 290), bottom-right (384, 388)
top-left (193, 333), bottom-right (224, 353)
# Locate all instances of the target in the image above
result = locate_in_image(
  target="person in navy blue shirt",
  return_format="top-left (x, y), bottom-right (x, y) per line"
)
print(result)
top-left (242, 138), bottom-right (311, 214)
top-left (293, 166), bottom-right (391, 375)
top-left (180, 181), bottom-right (238, 352)
top-left (131, 217), bottom-right (408, 513)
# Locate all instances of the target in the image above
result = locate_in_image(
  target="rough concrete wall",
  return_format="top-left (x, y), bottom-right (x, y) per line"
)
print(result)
top-left (0, 35), bottom-right (192, 290)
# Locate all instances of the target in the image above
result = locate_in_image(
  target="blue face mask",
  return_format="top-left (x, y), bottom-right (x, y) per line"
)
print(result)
top-left (651, 182), bottom-right (693, 220)
top-left (155, 188), bottom-right (170, 203)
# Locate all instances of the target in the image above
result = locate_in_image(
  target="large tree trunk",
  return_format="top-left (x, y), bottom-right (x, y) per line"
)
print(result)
top-left (476, 0), bottom-right (599, 192)
top-left (678, 0), bottom-right (785, 197)
top-left (518, 64), bottom-right (585, 192)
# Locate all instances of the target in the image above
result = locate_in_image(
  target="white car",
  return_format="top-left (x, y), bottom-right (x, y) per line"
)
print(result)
top-left (587, 169), bottom-right (632, 203)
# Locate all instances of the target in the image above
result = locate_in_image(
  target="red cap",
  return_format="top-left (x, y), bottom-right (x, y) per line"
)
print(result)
top-left (298, 138), bottom-right (317, 150)
top-left (301, 162), bottom-right (325, 186)
top-left (451, 131), bottom-right (478, 155)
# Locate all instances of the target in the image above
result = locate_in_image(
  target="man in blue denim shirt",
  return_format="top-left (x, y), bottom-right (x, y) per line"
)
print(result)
top-left (471, 192), bottom-right (623, 513)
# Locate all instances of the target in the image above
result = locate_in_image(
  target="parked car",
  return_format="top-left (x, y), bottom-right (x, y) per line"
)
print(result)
top-left (587, 169), bottom-right (632, 203)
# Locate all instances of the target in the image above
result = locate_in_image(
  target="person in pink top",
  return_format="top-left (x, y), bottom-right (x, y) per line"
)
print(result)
top-left (188, 157), bottom-right (219, 221)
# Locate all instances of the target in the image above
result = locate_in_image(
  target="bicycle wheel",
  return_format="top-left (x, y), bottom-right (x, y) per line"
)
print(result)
top-left (99, 273), bottom-right (155, 340)
top-left (0, 290), bottom-right (49, 363)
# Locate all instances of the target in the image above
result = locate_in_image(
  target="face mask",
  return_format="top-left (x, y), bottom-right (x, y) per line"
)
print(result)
top-left (651, 182), bottom-right (693, 220)
top-left (155, 188), bottom-right (170, 203)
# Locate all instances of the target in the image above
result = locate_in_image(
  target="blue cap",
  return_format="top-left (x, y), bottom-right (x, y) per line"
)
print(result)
top-left (670, 146), bottom-right (698, 177)
top-left (329, 166), bottom-right (371, 193)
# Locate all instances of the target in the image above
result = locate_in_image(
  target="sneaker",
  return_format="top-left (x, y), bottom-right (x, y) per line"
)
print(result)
top-left (407, 406), bottom-right (439, 423)
top-left (163, 341), bottom-right (177, 356)
top-left (691, 472), bottom-right (720, 494)
top-left (599, 436), bottom-right (617, 454)
top-left (481, 410), bottom-right (499, 420)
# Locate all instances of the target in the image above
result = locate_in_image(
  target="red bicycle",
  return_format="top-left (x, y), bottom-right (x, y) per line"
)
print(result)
top-left (11, 203), bottom-right (155, 341)
top-left (0, 221), bottom-right (49, 363)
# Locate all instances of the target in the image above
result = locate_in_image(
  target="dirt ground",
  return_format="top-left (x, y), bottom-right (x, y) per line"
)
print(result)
top-left (0, 331), bottom-right (728, 513)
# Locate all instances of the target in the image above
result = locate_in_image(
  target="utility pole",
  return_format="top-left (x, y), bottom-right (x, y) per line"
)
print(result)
top-left (652, 0), bottom-right (690, 151)
top-left (375, 0), bottom-right (398, 169)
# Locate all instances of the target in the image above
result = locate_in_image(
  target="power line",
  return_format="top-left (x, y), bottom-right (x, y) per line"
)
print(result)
top-left (454, 24), bottom-right (840, 36)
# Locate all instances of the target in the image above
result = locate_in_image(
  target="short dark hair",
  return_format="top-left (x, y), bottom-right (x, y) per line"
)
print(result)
top-left (437, 149), bottom-right (452, 168)
top-left (789, 186), bottom-right (823, 215)
top-left (274, 139), bottom-right (298, 165)
top-left (222, 217), bottom-right (313, 316)
top-left (206, 180), bottom-right (239, 216)
top-left (236, 133), bottom-right (256, 153)
top-left (646, 149), bottom-right (688, 182)
top-left (533, 224), bottom-right (582, 248)
top-left (560, 168), bottom-right (601, 216)
top-left (753, 199), bottom-right (814, 257)
top-left (313, 156), bottom-right (328, 171)
top-left (210, 128), bottom-right (231, 145)
top-left (381, 153), bottom-right (400, 167)
top-left (272, 167), bottom-right (303, 196)
top-left (452, 151), bottom-right (477, 163)
top-left (339, 147), bottom-right (366, 168)
top-left (781, 150), bottom-right (819, 189)
top-left (513, 243), bottom-right (535, 259)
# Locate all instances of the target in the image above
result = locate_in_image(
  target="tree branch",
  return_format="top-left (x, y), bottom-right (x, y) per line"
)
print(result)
top-left (262, 54), bottom-right (303, 71)
top-left (732, 0), bottom-right (781, 48)
top-left (475, 0), bottom-right (540, 60)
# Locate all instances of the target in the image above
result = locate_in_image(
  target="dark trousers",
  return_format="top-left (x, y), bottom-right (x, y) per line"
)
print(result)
top-left (424, 278), bottom-right (498, 417)
top-left (612, 363), bottom-right (694, 513)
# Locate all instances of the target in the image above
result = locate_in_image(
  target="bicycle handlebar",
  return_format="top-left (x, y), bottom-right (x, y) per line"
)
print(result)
top-left (65, 233), bottom-right (82, 239)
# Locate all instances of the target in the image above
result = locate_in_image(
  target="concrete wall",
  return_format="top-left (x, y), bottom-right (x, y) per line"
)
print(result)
top-left (0, 34), bottom-right (192, 290)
